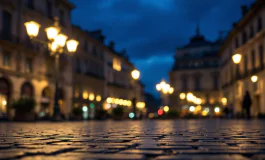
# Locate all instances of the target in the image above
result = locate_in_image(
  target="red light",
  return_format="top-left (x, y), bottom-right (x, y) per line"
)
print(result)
top-left (158, 109), bottom-right (163, 115)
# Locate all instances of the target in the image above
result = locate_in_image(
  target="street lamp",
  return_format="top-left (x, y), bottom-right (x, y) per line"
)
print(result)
top-left (131, 69), bottom-right (140, 80)
top-left (131, 69), bottom-right (140, 119)
top-left (186, 92), bottom-right (194, 102)
top-left (156, 80), bottom-right (174, 108)
top-left (24, 17), bottom-right (79, 120)
top-left (179, 93), bottom-right (186, 100)
top-left (232, 53), bottom-right (242, 64)
top-left (163, 106), bottom-right (169, 113)
top-left (156, 80), bottom-right (174, 95)
top-left (251, 75), bottom-right (258, 83)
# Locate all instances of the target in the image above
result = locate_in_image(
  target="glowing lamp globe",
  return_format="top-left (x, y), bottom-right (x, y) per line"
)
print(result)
top-left (156, 84), bottom-right (161, 91)
top-left (67, 39), bottom-right (79, 52)
top-left (214, 107), bottom-right (220, 113)
top-left (82, 91), bottom-right (88, 99)
top-left (49, 42), bottom-right (58, 52)
top-left (96, 95), bottom-right (101, 102)
top-left (131, 69), bottom-right (140, 80)
top-left (45, 27), bottom-right (59, 40)
top-left (251, 75), bottom-right (258, 83)
top-left (222, 97), bottom-right (227, 106)
top-left (169, 87), bottom-right (174, 94)
top-left (106, 97), bottom-right (112, 103)
top-left (187, 93), bottom-right (194, 102)
top-left (54, 34), bottom-right (68, 47)
top-left (232, 54), bottom-right (242, 64)
top-left (24, 21), bottom-right (41, 38)
top-left (89, 93), bottom-right (95, 101)
top-left (189, 106), bottom-right (195, 112)
top-left (163, 106), bottom-right (169, 112)
top-left (179, 93), bottom-right (186, 100)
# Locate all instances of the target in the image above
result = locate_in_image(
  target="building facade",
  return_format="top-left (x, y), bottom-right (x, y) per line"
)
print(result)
top-left (0, 0), bottom-right (145, 120)
top-left (220, 0), bottom-right (265, 117)
top-left (105, 42), bottom-right (146, 117)
top-left (169, 27), bottom-right (222, 116)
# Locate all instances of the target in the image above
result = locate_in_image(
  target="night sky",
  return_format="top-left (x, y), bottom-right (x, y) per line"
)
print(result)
top-left (69, 0), bottom-right (255, 97)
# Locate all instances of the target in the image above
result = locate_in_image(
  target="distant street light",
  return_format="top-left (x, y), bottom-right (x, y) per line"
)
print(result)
top-left (163, 106), bottom-right (169, 113)
top-left (131, 69), bottom-right (140, 120)
top-left (131, 69), bottom-right (140, 80)
top-left (232, 53), bottom-right (242, 64)
top-left (222, 97), bottom-right (227, 106)
top-left (156, 79), bottom-right (174, 95)
top-left (251, 75), bottom-right (258, 83)
top-left (179, 93), bottom-right (186, 100)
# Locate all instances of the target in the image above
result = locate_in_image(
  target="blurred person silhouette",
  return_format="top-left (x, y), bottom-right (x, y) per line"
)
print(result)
top-left (242, 91), bottom-right (252, 119)
top-left (223, 105), bottom-right (229, 118)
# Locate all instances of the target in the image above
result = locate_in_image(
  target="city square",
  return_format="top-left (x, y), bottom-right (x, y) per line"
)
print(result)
top-left (1, 120), bottom-right (265, 160)
top-left (1, 0), bottom-right (265, 159)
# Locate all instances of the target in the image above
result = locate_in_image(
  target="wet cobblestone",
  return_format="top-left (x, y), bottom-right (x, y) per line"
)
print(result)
top-left (1, 120), bottom-right (265, 159)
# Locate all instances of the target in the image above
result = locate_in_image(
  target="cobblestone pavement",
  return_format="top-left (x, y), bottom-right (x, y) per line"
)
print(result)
top-left (1, 120), bottom-right (265, 160)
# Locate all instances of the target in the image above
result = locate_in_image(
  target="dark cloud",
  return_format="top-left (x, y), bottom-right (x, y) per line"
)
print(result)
top-left (70, 0), bottom-right (255, 96)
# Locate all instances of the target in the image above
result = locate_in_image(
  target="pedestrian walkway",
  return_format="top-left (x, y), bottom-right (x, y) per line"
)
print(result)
top-left (0, 120), bottom-right (265, 159)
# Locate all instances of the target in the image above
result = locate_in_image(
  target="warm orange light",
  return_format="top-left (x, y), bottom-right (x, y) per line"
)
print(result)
top-left (67, 39), bottom-right (79, 52)
top-left (45, 26), bottom-right (59, 40)
top-left (222, 97), bottom-right (227, 106)
top-left (54, 34), bottom-right (68, 47)
top-left (24, 21), bottom-right (40, 37)
top-left (232, 53), bottom-right (242, 64)
top-left (179, 93), bottom-right (186, 100)
top-left (251, 75), bottom-right (258, 83)
top-left (169, 87), bottom-right (174, 94)
top-left (82, 91), bottom-right (88, 99)
top-left (156, 84), bottom-right (161, 91)
top-left (131, 69), bottom-right (140, 80)
top-left (89, 93), bottom-right (95, 101)
top-left (163, 106), bottom-right (169, 112)
top-left (96, 95), bottom-right (101, 102)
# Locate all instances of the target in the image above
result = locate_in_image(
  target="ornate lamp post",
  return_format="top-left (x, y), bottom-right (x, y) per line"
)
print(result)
top-left (131, 69), bottom-right (140, 119)
top-left (156, 79), bottom-right (174, 106)
top-left (24, 18), bottom-right (79, 120)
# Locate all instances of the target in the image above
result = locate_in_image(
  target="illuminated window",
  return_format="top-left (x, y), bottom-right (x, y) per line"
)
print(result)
top-left (113, 58), bottom-right (121, 71)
